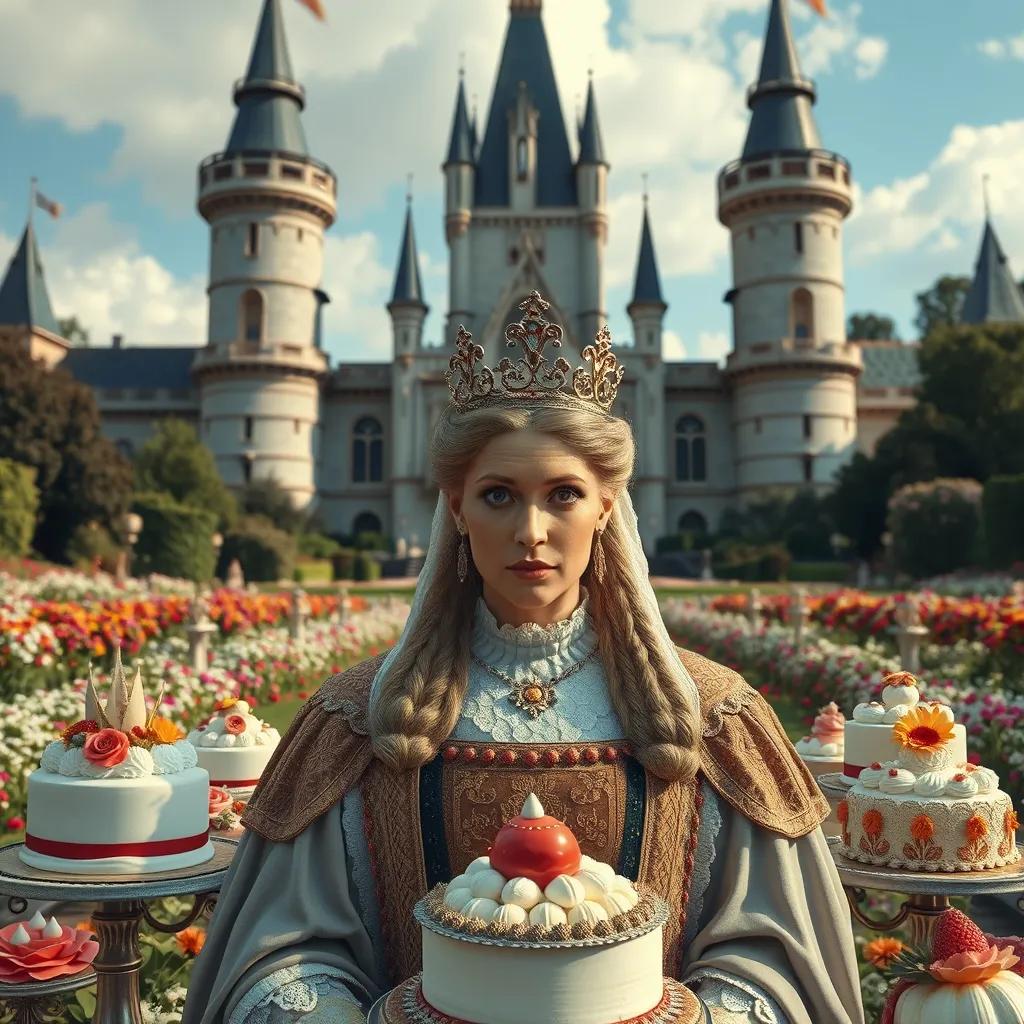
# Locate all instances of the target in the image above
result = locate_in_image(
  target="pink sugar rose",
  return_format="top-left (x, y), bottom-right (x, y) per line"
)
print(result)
top-left (82, 729), bottom-right (130, 768)
top-left (0, 921), bottom-right (98, 983)
top-left (224, 714), bottom-right (247, 736)
top-left (208, 786), bottom-right (232, 817)
top-left (929, 944), bottom-right (1019, 984)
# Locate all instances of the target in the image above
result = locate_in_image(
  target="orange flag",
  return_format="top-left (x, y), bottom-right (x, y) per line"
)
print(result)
top-left (295, 0), bottom-right (325, 18)
top-left (805, 0), bottom-right (827, 13)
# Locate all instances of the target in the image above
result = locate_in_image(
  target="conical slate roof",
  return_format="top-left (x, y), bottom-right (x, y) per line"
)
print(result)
top-left (630, 203), bottom-right (664, 307)
top-left (577, 78), bottom-right (607, 166)
top-left (0, 222), bottom-right (61, 335)
top-left (961, 218), bottom-right (1024, 325)
top-left (390, 203), bottom-right (426, 308)
top-left (445, 76), bottom-right (475, 166)
top-left (742, 0), bottom-right (821, 159)
top-left (226, 0), bottom-right (308, 156)
top-left (475, 2), bottom-right (576, 206)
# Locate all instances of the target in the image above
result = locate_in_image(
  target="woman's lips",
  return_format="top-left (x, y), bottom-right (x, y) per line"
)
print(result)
top-left (509, 566), bottom-right (555, 580)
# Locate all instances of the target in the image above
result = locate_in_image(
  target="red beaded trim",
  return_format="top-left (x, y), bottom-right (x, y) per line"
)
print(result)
top-left (441, 743), bottom-right (630, 768)
top-left (675, 775), bottom-right (705, 975)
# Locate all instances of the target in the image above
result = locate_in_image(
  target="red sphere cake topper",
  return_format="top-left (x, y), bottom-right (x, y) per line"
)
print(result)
top-left (488, 793), bottom-right (582, 888)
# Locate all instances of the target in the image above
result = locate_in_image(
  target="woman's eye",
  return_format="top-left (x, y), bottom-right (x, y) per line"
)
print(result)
top-left (553, 486), bottom-right (582, 504)
top-left (482, 487), bottom-right (510, 506)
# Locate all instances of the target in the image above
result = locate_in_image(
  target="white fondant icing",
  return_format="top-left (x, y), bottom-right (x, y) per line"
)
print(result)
top-left (528, 901), bottom-right (567, 927)
top-left (544, 874), bottom-right (585, 910)
top-left (500, 877), bottom-right (543, 910)
top-left (469, 869), bottom-right (506, 901)
top-left (879, 769), bottom-right (915, 795)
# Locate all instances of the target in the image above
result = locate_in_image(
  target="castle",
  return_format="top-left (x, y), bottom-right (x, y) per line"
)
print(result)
top-left (1, 0), bottom-right (1019, 555)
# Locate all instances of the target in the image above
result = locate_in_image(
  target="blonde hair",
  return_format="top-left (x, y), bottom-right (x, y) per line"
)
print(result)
top-left (368, 404), bottom-right (701, 783)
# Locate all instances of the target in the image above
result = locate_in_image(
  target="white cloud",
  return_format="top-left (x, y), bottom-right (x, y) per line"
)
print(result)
top-left (853, 36), bottom-right (888, 80)
top-left (799, 4), bottom-right (887, 81)
top-left (977, 35), bottom-right (1024, 61)
top-left (662, 329), bottom-right (686, 360)
top-left (694, 330), bottom-right (730, 362)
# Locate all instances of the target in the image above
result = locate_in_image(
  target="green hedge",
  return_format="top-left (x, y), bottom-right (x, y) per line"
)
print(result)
top-left (888, 478), bottom-right (983, 579)
top-left (353, 552), bottom-right (382, 581)
top-left (218, 515), bottom-right (297, 583)
top-left (982, 474), bottom-right (1024, 567)
top-left (0, 459), bottom-right (39, 558)
top-left (66, 522), bottom-right (120, 573)
top-left (331, 548), bottom-right (358, 580)
top-left (294, 558), bottom-right (333, 583)
top-left (787, 561), bottom-right (851, 583)
top-left (133, 492), bottom-right (217, 581)
top-left (712, 541), bottom-right (791, 581)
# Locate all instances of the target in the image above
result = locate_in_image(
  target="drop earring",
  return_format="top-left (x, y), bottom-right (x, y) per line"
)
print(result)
top-left (593, 529), bottom-right (606, 583)
top-left (457, 530), bottom-right (469, 583)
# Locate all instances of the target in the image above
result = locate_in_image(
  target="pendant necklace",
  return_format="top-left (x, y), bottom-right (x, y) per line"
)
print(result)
top-left (470, 648), bottom-right (598, 719)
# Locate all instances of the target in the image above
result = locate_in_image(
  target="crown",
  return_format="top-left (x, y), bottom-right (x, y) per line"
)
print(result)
top-left (84, 645), bottom-right (165, 733)
top-left (444, 291), bottom-right (624, 414)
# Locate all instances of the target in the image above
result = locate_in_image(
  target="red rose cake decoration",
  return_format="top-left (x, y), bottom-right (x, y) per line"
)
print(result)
top-left (488, 793), bottom-right (582, 889)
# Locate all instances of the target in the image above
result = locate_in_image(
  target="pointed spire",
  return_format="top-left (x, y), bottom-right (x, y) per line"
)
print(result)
top-left (630, 189), bottom-right (665, 308)
top-left (961, 216), bottom-right (1024, 325)
top-left (577, 74), bottom-right (607, 166)
top-left (226, 0), bottom-right (308, 156)
top-left (445, 73), bottom-right (475, 166)
top-left (390, 194), bottom-right (427, 309)
top-left (742, 0), bottom-right (821, 160)
top-left (0, 221), bottom-right (61, 336)
top-left (469, 93), bottom-right (479, 159)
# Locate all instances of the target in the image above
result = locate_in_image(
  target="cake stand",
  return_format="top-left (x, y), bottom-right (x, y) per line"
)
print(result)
top-left (0, 836), bottom-right (235, 1024)
top-left (0, 969), bottom-right (97, 1023)
top-left (827, 835), bottom-right (1024, 947)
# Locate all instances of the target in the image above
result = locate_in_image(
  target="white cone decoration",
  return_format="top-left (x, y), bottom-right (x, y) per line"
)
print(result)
top-left (42, 916), bottom-right (63, 939)
top-left (520, 793), bottom-right (545, 819)
top-left (28, 911), bottom-right (46, 931)
top-left (122, 668), bottom-right (148, 733)
top-left (9, 924), bottom-right (30, 946)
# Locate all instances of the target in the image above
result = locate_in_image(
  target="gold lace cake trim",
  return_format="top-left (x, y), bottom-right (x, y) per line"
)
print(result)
top-left (421, 882), bottom-right (662, 943)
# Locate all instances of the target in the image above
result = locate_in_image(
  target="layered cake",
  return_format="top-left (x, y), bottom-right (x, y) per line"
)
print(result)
top-left (843, 672), bottom-right (966, 784)
top-left (383, 794), bottom-right (700, 1024)
top-left (187, 698), bottom-right (281, 800)
top-left (795, 702), bottom-right (845, 776)
top-left (837, 704), bottom-right (1020, 872)
top-left (20, 649), bottom-right (214, 875)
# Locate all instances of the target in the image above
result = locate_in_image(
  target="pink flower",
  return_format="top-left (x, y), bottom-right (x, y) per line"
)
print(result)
top-left (224, 715), bottom-right (247, 736)
top-left (0, 920), bottom-right (98, 983)
top-left (5, 817), bottom-right (25, 832)
top-left (929, 945), bottom-right (1019, 984)
top-left (83, 729), bottom-right (130, 768)
top-left (208, 787), bottom-right (232, 817)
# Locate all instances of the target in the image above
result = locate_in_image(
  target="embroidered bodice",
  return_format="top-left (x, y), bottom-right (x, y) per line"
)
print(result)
top-left (454, 588), bottom-right (625, 744)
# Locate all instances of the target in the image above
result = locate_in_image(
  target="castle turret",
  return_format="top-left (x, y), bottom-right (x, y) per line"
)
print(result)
top-left (960, 216), bottom-right (1024, 325)
top-left (576, 75), bottom-right (609, 343)
top-left (0, 220), bottom-right (68, 368)
top-left (717, 0), bottom-right (860, 498)
top-left (627, 195), bottom-right (667, 552)
top-left (444, 73), bottom-right (475, 337)
top-left (193, 0), bottom-right (336, 508)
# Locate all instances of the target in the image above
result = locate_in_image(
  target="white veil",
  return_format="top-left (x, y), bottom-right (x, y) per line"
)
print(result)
top-left (368, 487), bottom-right (700, 715)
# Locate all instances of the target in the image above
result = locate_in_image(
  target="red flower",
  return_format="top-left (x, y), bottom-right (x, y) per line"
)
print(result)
top-left (5, 817), bottom-right (25, 832)
top-left (208, 787), bottom-right (232, 817)
top-left (0, 920), bottom-right (98, 983)
top-left (83, 729), bottom-right (130, 768)
top-left (224, 715), bottom-right (247, 736)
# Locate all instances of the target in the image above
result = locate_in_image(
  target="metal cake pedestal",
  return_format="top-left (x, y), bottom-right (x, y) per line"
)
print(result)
top-left (0, 970), bottom-right (97, 1023)
top-left (0, 837), bottom-right (236, 1024)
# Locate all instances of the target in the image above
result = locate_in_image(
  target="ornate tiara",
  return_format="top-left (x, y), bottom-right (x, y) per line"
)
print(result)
top-left (444, 291), bottom-right (624, 414)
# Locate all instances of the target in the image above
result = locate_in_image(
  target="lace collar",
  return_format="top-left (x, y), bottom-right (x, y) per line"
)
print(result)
top-left (469, 588), bottom-right (597, 666)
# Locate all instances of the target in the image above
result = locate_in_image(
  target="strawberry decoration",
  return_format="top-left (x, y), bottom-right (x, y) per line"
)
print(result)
top-left (931, 908), bottom-right (990, 962)
top-left (488, 793), bottom-right (581, 889)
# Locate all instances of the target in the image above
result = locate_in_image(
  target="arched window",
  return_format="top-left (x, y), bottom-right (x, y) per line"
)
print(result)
top-left (791, 287), bottom-right (814, 341)
top-left (352, 417), bottom-right (383, 483)
top-left (353, 511), bottom-right (382, 536)
top-left (516, 137), bottom-right (529, 180)
top-left (241, 290), bottom-right (264, 345)
top-left (678, 510), bottom-right (707, 534)
top-left (675, 415), bottom-right (707, 482)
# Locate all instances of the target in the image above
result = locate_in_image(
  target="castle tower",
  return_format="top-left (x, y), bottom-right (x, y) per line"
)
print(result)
top-left (717, 0), bottom-right (860, 497)
top-left (193, 0), bottom-right (336, 508)
top-left (627, 194), bottom-right (668, 552)
top-left (445, 0), bottom-right (605, 358)
top-left (960, 215), bottom-right (1024, 324)
top-left (0, 219), bottom-right (68, 368)
top-left (388, 196), bottom-right (429, 547)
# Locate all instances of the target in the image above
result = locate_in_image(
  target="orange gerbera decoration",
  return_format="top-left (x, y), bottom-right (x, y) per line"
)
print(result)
top-left (147, 716), bottom-right (184, 745)
top-left (966, 815), bottom-right (989, 842)
top-left (863, 809), bottom-right (884, 837)
top-left (892, 705), bottom-right (955, 753)
top-left (910, 814), bottom-right (935, 842)
top-left (175, 927), bottom-right (206, 956)
top-left (864, 937), bottom-right (904, 968)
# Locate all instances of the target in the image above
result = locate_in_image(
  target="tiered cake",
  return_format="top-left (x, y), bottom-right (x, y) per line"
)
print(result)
top-left (843, 672), bottom-right (966, 784)
top-left (837, 703), bottom-right (1020, 872)
top-left (21, 650), bottom-right (214, 875)
top-left (187, 698), bottom-right (280, 800)
top-left (381, 794), bottom-right (700, 1024)
top-left (795, 702), bottom-right (845, 777)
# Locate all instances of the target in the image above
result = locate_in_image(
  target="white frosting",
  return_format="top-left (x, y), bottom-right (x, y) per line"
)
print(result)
top-left (896, 744), bottom-right (955, 773)
top-left (501, 877), bottom-right (543, 910)
top-left (492, 903), bottom-right (527, 927)
top-left (882, 704), bottom-right (912, 724)
top-left (881, 683), bottom-right (919, 710)
top-left (528, 901), bottom-right (567, 927)
top-left (58, 748), bottom-right (88, 776)
top-left (465, 856), bottom-right (491, 876)
top-left (463, 898), bottom-right (499, 921)
top-left (188, 702), bottom-right (281, 751)
top-left (545, 874), bottom-right (586, 910)
top-left (852, 702), bottom-right (887, 724)
top-left (973, 766), bottom-right (999, 793)
top-left (567, 900), bottom-right (609, 926)
top-left (469, 869), bottom-right (506, 901)
top-left (444, 887), bottom-right (473, 912)
top-left (796, 736), bottom-right (841, 757)
top-left (40, 740), bottom-right (65, 774)
top-left (80, 746), bottom-right (154, 780)
top-left (945, 774), bottom-right (979, 798)
top-left (913, 771), bottom-right (948, 797)
top-left (45, 737), bottom-right (195, 779)
top-left (858, 764), bottom-right (885, 789)
top-left (879, 768), bottom-right (916, 795)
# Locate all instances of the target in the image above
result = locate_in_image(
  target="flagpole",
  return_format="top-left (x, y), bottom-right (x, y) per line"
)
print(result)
top-left (28, 177), bottom-right (37, 229)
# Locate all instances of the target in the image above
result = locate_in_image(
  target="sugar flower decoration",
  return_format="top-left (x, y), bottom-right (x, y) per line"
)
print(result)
top-left (892, 705), bottom-right (954, 753)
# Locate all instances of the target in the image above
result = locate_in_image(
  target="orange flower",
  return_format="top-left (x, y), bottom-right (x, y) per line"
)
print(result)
top-left (863, 809), bottom-right (884, 837)
top-left (147, 716), bottom-right (184, 745)
top-left (175, 927), bottom-right (206, 957)
top-left (837, 800), bottom-right (848, 826)
top-left (214, 698), bottom-right (240, 712)
top-left (1006, 809), bottom-right (1020, 834)
top-left (881, 671), bottom-right (919, 690)
top-left (929, 944), bottom-right (1019, 984)
top-left (910, 814), bottom-right (935, 842)
top-left (965, 815), bottom-right (989, 842)
top-left (864, 937), bottom-right (904, 968)
top-left (892, 705), bottom-right (955, 753)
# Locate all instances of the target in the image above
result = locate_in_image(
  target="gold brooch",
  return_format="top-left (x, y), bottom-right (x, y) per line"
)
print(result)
top-left (509, 680), bottom-right (559, 719)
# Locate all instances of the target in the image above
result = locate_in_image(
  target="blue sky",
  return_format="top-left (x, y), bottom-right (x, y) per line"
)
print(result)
top-left (1, 0), bottom-right (1024, 364)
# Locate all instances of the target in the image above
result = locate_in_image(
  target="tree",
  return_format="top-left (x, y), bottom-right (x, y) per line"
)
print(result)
top-left (134, 419), bottom-right (237, 530)
top-left (847, 312), bottom-right (899, 341)
top-left (57, 316), bottom-right (90, 347)
top-left (0, 337), bottom-right (133, 560)
top-left (238, 476), bottom-right (316, 535)
top-left (914, 275), bottom-right (970, 338)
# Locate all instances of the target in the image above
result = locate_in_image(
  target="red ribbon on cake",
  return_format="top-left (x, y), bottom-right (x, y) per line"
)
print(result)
top-left (209, 778), bottom-right (261, 788)
top-left (24, 831), bottom-right (209, 859)
top-left (843, 762), bottom-right (866, 779)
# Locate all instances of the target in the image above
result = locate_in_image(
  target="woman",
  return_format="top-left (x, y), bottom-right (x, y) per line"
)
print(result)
top-left (182, 294), bottom-right (864, 1024)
